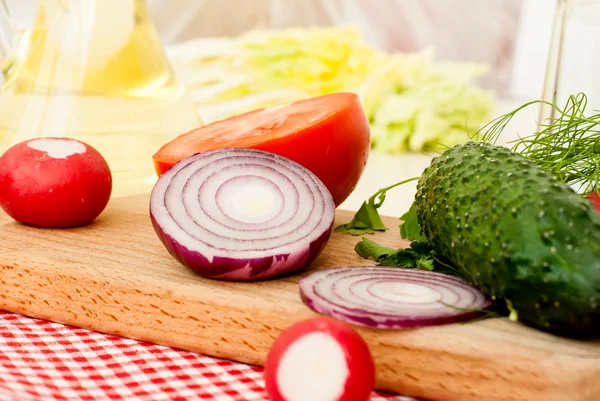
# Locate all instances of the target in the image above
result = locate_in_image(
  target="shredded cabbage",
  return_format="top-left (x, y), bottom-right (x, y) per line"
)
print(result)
top-left (362, 50), bottom-right (495, 152)
top-left (167, 26), bottom-right (494, 153)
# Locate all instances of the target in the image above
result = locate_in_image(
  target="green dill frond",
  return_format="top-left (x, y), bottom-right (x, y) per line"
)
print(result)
top-left (476, 92), bottom-right (600, 195)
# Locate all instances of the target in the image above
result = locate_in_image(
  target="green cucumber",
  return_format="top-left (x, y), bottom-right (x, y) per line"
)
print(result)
top-left (414, 141), bottom-right (600, 334)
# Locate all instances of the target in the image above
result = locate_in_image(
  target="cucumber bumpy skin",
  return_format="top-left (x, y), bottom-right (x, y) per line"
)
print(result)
top-left (415, 141), bottom-right (600, 335)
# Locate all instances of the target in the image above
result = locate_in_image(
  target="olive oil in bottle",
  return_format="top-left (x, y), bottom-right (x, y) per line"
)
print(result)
top-left (0, 0), bottom-right (201, 196)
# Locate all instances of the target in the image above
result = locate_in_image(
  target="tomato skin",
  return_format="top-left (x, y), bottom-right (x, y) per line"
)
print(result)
top-left (586, 191), bottom-right (600, 212)
top-left (264, 317), bottom-right (375, 401)
top-left (253, 99), bottom-right (370, 207)
top-left (153, 93), bottom-right (371, 207)
top-left (0, 138), bottom-right (112, 228)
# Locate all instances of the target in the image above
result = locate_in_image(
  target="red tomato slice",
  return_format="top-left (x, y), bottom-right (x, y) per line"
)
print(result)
top-left (152, 92), bottom-right (371, 206)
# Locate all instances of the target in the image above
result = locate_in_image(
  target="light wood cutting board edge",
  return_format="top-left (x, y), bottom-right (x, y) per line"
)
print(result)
top-left (0, 195), bottom-right (599, 401)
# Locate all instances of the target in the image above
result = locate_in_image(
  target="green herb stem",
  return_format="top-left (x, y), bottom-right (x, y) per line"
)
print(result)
top-left (369, 176), bottom-right (421, 208)
top-left (335, 176), bottom-right (421, 236)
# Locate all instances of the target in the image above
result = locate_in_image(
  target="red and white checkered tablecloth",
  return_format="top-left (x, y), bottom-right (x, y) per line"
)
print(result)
top-left (0, 311), bottom-right (419, 401)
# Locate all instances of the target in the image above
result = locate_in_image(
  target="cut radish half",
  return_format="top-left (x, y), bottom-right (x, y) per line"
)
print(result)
top-left (149, 148), bottom-right (335, 281)
top-left (299, 267), bottom-right (491, 328)
top-left (264, 317), bottom-right (375, 401)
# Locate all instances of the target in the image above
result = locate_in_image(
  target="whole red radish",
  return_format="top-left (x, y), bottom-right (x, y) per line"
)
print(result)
top-left (586, 191), bottom-right (600, 212)
top-left (264, 317), bottom-right (375, 401)
top-left (0, 138), bottom-right (112, 228)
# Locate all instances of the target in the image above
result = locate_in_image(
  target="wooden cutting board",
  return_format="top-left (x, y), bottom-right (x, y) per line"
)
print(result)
top-left (0, 195), bottom-right (598, 401)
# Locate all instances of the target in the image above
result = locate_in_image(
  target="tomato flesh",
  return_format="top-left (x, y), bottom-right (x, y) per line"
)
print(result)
top-left (152, 92), bottom-right (371, 206)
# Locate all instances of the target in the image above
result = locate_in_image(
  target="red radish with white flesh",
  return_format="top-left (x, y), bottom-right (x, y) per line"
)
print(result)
top-left (264, 317), bottom-right (375, 401)
top-left (149, 148), bottom-right (335, 281)
top-left (0, 138), bottom-right (112, 228)
top-left (299, 267), bottom-right (491, 328)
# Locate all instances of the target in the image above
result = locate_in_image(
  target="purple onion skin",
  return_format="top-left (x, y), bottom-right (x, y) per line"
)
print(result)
top-left (148, 148), bottom-right (336, 282)
top-left (298, 267), bottom-right (493, 329)
top-left (150, 209), bottom-right (334, 282)
top-left (306, 224), bottom-right (333, 267)
top-left (299, 289), bottom-right (484, 329)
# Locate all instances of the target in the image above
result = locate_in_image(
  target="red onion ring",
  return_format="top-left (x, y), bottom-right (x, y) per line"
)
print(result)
top-left (299, 267), bottom-right (492, 328)
top-left (150, 148), bottom-right (335, 281)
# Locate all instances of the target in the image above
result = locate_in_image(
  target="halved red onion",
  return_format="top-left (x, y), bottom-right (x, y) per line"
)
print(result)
top-left (150, 148), bottom-right (335, 281)
top-left (299, 267), bottom-right (492, 328)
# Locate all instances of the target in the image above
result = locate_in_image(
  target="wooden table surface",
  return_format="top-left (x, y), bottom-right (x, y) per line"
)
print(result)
top-left (1, 194), bottom-right (598, 401)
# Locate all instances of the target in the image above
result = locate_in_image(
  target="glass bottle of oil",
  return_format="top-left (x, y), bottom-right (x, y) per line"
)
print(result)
top-left (0, 0), bottom-right (201, 197)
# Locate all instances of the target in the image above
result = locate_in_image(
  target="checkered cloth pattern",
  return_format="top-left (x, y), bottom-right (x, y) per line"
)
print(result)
top-left (0, 311), bottom-right (418, 401)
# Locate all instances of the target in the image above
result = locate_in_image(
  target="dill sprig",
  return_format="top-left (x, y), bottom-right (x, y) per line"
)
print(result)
top-left (477, 92), bottom-right (600, 195)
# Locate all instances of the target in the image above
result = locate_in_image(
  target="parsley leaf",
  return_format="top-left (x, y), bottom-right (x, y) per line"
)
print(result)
top-left (335, 177), bottom-right (420, 236)
top-left (399, 202), bottom-right (426, 242)
top-left (354, 237), bottom-right (397, 259)
top-left (354, 237), bottom-right (459, 275)
top-left (334, 201), bottom-right (387, 236)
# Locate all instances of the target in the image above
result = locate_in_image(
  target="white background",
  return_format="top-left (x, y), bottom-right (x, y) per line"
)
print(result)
top-left (1, 0), bottom-right (559, 100)
top-left (1, 0), bottom-right (595, 216)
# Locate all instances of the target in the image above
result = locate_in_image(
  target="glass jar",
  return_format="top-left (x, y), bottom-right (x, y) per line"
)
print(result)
top-left (540, 0), bottom-right (600, 122)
